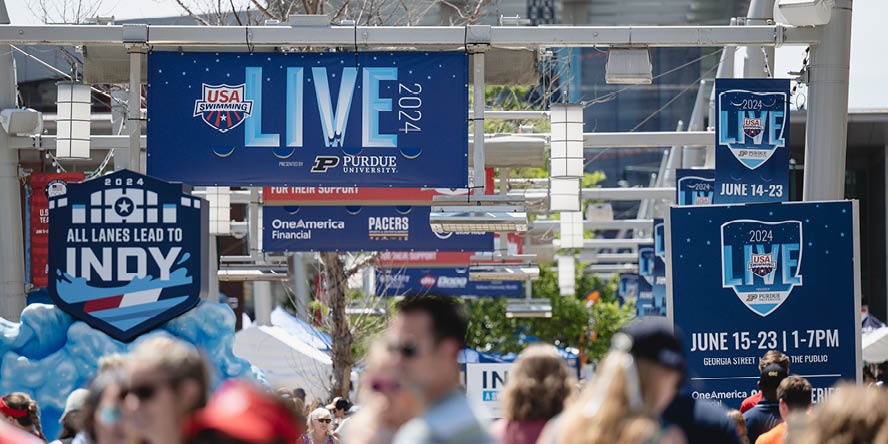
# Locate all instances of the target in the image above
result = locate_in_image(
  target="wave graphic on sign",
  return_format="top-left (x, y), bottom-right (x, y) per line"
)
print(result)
top-left (55, 268), bottom-right (193, 331)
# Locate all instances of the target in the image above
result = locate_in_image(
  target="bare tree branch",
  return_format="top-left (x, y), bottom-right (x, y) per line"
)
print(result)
top-left (250, 0), bottom-right (277, 20)
top-left (175, 0), bottom-right (213, 25)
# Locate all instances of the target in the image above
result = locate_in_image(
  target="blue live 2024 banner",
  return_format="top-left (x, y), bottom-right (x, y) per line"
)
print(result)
top-left (263, 205), bottom-right (492, 252)
top-left (618, 273), bottom-right (640, 306)
top-left (637, 244), bottom-right (655, 316)
top-left (668, 201), bottom-right (861, 408)
top-left (376, 268), bottom-right (523, 298)
top-left (651, 219), bottom-right (667, 317)
top-left (715, 78), bottom-right (789, 203)
top-left (147, 51), bottom-right (468, 187)
top-left (48, 170), bottom-right (207, 342)
top-left (676, 169), bottom-right (714, 206)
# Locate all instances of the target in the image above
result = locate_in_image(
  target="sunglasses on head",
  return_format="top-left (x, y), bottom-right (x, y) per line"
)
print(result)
top-left (387, 341), bottom-right (419, 358)
top-left (314, 418), bottom-right (332, 423)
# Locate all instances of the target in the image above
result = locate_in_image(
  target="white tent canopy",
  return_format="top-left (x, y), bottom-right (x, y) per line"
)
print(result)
top-left (863, 327), bottom-right (888, 364)
top-left (234, 325), bottom-right (334, 400)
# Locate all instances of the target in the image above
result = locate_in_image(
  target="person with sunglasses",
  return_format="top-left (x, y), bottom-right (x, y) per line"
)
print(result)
top-left (72, 368), bottom-right (141, 444)
top-left (304, 408), bottom-right (339, 444)
top-left (340, 341), bottom-right (423, 444)
top-left (387, 296), bottom-right (492, 444)
top-left (121, 337), bottom-right (210, 444)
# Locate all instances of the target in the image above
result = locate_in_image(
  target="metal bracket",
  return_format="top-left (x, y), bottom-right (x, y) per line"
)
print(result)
top-left (775, 24), bottom-right (785, 48)
top-left (466, 25), bottom-right (491, 53)
top-left (122, 24), bottom-right (148, 44)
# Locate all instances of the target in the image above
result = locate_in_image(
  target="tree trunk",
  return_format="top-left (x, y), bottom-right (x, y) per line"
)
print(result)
top-left (322, 251), bottom-right (353, 399)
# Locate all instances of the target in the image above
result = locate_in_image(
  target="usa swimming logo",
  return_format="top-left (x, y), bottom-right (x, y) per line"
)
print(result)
top-left (717, 89), bottom-right (787, 170)
top-left (193, 84), bottom-right (253, 133)
top-left (721, 219), bottom-right (802, 317)
top-left (48, 170), bottom-right (207, 341)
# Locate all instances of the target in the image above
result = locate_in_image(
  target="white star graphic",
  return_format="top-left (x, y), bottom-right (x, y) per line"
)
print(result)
top-left (117, 200), bottom-right (131, 213)
top-left (220, 114), bottom-right (227, 121)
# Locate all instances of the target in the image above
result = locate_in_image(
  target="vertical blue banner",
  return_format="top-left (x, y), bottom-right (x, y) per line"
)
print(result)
top-left (618, 272), bottom-right (640, 306)
top-left (676, 169), bottom-right (715, 206)
top-left (714, 78), bottom-right (790, 204)
top-left (637, 244), bottom-right (655, 316)
top-left (668, 201), bottom-right (861, 408)
top-left (147, 51), bottom-right (468, 187)
top-left (651, 219), bottom-right (667, 317)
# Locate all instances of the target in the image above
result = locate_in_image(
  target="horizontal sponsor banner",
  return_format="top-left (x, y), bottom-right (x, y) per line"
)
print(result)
top-left (148, 51), bottom-right (468, 187)
top-left (263, 186), bottom-right (468, 206)
top-left (376, 268), bottom-right (523, 298)
top-left (263, 205), bottom-right (492, 252)
top-left (376, 251), bottom-right (474, 267)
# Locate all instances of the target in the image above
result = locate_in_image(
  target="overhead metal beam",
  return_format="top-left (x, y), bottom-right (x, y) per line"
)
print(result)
top-left (585, 264), bottom-right (639, 273)
top-left (581, 187), bottom-right (675, 200)
top-left (580, 252), bottom-right (639, 263)
top-left (9, 135), bottom-right (146, 149)
top-left (554, 238), bottom-right (652, 249)
top-left (531, 219), bottom-right (653, 232)
top-left (469, 110), bottom-right (548, 120)
top-left (584, 131), bottom-right (713, 147)
top-left (0, 24), bottom-right (820, 48)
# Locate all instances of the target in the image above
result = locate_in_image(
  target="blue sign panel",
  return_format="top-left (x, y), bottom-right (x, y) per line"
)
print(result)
top-left (147, 51), bottom-right (468, 187)
top-left (676, 169), bottom-right (714, 206)
top-left (651, 219), bottom-right (667, 317)
top-left (48, 170), bottom-right (207, 342)
top-left (376, 268), bottom-right (523, 298)
top-left (637, 244), bottom-right (655, 316)
top-left (263, 205), bottom-right (492, 252)
top-left (715, 78), bottom-right (790, 203)
top-left (618, 272), bottom-right (640, 306)
top-left (668, 201), bottom-right (861, 408)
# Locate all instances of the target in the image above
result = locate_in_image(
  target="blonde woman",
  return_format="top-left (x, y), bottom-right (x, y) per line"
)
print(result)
top-left (303, 408), bottom-right (340, 444)
top-left (542, 320), bottom-right (687, 444)
top-left (489, 344), bottom-right (575, 444)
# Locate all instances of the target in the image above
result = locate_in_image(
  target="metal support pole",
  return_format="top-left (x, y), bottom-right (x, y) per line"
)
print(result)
top-left (472, 52), bottom-right (486, 192)
top-left (744, 0), bottom-right (775, 78)
top-left (803, 0), bottom-right (852, 201)
top-left (206, 235), bottom-right (218, 301)
top-left (682, 81), bottom-right (710, 168)
top-left (253, 280), bottom-right (272, 326)
top-left (127, 44), bottom-right (146, 172)
top-left (249, 188), bottom-right (260, 259)
top-left (500, 168), bottom-right (509, 195)
top-left (286, 253), bottom-right (310, 319)
top-left (0, 1), bottom-right (25, 321)
top-left (110, 86), bottom-right (128, 170)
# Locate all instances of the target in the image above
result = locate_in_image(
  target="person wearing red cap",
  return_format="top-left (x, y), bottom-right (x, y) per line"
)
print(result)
top-left (184, 380), bottom-right (304, 444)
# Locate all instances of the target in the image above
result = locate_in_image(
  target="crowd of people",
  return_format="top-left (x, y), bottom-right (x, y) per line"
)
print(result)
top-left (2, 295), bottom-right (888, 444)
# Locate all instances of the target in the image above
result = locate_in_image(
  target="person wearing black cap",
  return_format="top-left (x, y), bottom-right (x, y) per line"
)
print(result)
top-left (742, 363), bottom-right (788, 444)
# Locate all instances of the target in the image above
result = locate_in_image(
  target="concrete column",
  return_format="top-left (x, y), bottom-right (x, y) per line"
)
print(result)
top-left (287, 253), bottom-right (311, 319)
top-left (803, 0), bottom-right (853, 201)
top-left (253, 281), bottom-right (272, 326)
top-left (0, 1), bottom-right (26, 320)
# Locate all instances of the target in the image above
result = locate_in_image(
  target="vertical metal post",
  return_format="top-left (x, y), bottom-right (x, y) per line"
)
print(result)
top-left (253, 281), bottom-right (272, 326)
top-left (110, 86), bottom-right (128, 170)
top-left (744, 0), bottom-right (775, 78)
top-left (499, 167), bottom-right (509, 195)
top-left (0, 1), bottom-right (25, 321)
top-left (249, 188), bottom-right (260, 259)
top-left (206, 235), bottom-right (217, 301)
top-left (472, 52), bottom-right (486, 192)
top-left (127, 45), bottom-right (145, 172)
top-left (803, 0), bottom-right (853, 201)
top-left (287, 253), bottom-right (311, 319)
top-left (681, 80), bottom-right (710, 168)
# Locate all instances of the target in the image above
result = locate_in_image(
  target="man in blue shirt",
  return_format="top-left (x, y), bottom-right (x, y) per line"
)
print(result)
top-left (743, 363), bottom-right (788, 443)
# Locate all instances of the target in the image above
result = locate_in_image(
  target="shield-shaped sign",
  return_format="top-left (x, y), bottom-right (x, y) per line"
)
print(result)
top-left (718, 90), bottom-right (787, 170)
top-left (720, 219), bottom-right (803, 317)
top-left (48, 170), bottom-right (208, 342)
top-left (192, 83), bottom-right (253, 133)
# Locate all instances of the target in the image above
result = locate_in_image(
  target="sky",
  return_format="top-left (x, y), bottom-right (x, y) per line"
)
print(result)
top-left (4, 0), bottom-right (886, 110)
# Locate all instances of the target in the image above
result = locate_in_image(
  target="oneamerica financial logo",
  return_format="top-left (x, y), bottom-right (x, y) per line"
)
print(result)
top-left (270, 218), bottom-right (345, 240)
top-left (193, 84), bottom-right (253, 133)
top-left (311, 155), bottom-right (398, 174)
